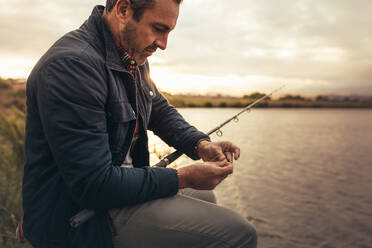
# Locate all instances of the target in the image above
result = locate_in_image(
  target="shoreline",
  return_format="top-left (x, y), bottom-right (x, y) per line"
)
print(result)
top-left (167, 98), bottom-right (372, 109)
top-left (1, 77), bottom-right (372, 111)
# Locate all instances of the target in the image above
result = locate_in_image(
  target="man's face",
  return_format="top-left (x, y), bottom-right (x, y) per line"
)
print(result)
top-left (120, 0), bottom-right (180, 65)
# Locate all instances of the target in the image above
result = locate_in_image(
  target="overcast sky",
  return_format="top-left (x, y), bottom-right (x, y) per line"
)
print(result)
top-left (1, 0), bottom-right (371, 96)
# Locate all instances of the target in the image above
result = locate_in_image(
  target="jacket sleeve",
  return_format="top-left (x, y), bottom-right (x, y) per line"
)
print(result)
top-left (36, 57), bottom-right (178, 209)
top-left (147, 69), bottom-right (210, 160)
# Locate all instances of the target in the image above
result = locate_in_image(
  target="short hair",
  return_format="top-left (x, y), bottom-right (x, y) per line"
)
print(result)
top-left (106, 0), bottom-right (182, 21)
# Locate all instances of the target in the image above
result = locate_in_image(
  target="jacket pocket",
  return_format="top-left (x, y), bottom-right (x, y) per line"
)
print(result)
top-left (108, 101), bottom-right (136, 122)
top-left (107, 101), bottom-right (136, 156)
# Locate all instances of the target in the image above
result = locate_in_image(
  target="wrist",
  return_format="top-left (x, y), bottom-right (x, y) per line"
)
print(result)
top-left (176, 167), bottom-right (188, 189)
top-left (195, 138), bottom-right (211, 159)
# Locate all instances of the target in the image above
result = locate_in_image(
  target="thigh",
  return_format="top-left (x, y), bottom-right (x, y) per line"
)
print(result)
top-left (110, 194), bottom-right (257, 248)
top-left (179, 188), bottom-right (217, 204)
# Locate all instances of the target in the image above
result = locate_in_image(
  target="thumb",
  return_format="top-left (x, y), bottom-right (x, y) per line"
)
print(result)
top-left (216, 160), bottom-right (230, 167)
top-left (218, 163), bottom-right (233, 175)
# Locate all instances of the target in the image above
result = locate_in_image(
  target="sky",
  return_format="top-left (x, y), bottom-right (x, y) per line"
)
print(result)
top-left (1, 0), bottom-right (372, 96)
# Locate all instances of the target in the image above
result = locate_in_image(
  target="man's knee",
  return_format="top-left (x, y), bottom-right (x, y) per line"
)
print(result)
top-left (241, 221), bottom-right (258, 248)
top-left (227, 214), bottom-right (258, 248)
top-left (201, 190), bottom-right (217, 204)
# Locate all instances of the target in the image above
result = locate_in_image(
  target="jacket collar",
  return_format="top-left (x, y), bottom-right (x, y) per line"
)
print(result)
top-left (86, 5), bottom-right (129, 73)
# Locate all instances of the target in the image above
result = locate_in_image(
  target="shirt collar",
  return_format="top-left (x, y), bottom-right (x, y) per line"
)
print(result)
top-left (116, 47), bottom-right (138, 76)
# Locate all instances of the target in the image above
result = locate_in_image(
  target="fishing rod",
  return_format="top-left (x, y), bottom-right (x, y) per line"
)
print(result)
top-left (69, 85), bottom-right (285, 228)
top-left (154, 84), bottom-right (285, 168)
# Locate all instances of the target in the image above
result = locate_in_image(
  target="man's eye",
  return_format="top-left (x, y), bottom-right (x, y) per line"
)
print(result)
top-left (153, 27), bottom-right (164, 33)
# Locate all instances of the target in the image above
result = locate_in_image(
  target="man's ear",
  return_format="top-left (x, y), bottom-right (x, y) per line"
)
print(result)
top-left (114, 0), bottom-right (132, 20)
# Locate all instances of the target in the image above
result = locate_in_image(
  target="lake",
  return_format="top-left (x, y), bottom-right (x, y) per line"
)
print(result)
top-left (148, 108), bottom-right (372, 248)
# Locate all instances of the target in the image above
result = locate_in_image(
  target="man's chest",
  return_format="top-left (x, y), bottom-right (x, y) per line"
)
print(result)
top-left (104, 68), bottom-right (156, 165)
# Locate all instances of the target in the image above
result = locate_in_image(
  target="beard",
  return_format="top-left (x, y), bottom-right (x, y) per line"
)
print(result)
top-left (122, 20), bottom-right (138, 57)
top-left (121, 20), bottom-right (156, 65)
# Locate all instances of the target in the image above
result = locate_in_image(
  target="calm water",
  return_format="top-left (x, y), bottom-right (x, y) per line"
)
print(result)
top-left (148, 108), bottom-right (372, 248)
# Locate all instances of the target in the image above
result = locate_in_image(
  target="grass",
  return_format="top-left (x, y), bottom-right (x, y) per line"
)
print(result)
top-left (164, 93), bottom-right (372, 108)
top-left (0, 109), bottom-right (31, 247)
top-left (0, 77), bottom-right (30, 247)
top-left (164, 93), bottom-right (271, 108)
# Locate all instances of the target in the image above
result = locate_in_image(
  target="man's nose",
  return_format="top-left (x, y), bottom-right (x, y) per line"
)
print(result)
top-left (155, 34), bottom-right (168, 50)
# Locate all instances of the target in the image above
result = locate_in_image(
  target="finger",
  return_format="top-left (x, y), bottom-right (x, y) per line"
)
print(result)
top-left (217, 153), bottom-right (226, 162)
top-left (233, 146), bottom-right (240, 160)
top-left (219, 141), bottom-right (232, 151)
top-left (224, 152), bottom-right (233, 163)
top-left (208, 144), bottom-right (225, 162)
top-left (221, 141), bottom-right (238, 152)
top-left (212, 161), bottom-right (230, 169)
top-left (220, 164), bottom-right (233, 175)
top-left (224, 142), bottom-right (240, 160)
top-left (219, 142), bottom-right (240, 160)
top-left (216, 160), bottom-right (230, 167)
top-left (216, 163), bottom-right (233, 175)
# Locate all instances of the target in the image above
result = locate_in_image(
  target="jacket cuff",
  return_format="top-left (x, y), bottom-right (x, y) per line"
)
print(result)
top-left (186, 134), bottom-right (211, 160)
top-left (193, 137), bottom-right (211, 160)
top-left (153, 167), bottom-right (179, 197)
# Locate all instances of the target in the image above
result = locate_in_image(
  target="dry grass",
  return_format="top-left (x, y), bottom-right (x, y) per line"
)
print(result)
top-left (0, 77), bottom-right (30, 247)
top-left (165, 93), bottom-right (372, 108)
top-left (0, 109), bottom-right (31, 247)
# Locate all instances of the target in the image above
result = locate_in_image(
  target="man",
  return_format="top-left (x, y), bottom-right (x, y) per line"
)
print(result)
top-left (22, 0), bottom-right (257, 247)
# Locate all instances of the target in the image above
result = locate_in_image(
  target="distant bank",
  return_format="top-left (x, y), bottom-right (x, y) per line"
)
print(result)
top-left (1, 77), bottom-right (372, 110)
top-left (163, 92), bottom-right (372, 109)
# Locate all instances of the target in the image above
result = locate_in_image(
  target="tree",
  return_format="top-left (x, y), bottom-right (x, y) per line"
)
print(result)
top-left (243, 92), bottom-right (270, 101)
top-left (316, 95), bottom-right (329, 101)
top-left (279, 94), bottom-right (306, 101)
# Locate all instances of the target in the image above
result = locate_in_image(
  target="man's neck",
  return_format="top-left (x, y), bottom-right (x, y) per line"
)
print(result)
top-left (101, 8), bottom-right (138, 74)
top-left (102, 9), bottom-right (122, 49)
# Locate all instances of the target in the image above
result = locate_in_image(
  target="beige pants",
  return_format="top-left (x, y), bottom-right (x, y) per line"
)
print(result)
top-left (109, 189), bottom-right (257, 248)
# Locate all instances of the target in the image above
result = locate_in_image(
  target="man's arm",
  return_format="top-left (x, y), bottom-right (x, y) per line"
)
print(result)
top-left (144, 62), bottom-right (240, 190)
top-left (147, 81), bottom-right (241, 163)
top-left (147, 82), bottom-right (209, 160)
top-left (36, 57), bottom-right (178, 209)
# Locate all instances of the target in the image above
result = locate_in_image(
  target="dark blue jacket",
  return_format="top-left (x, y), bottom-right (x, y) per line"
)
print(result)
top-left (23, 6), bottom-right (208, 248)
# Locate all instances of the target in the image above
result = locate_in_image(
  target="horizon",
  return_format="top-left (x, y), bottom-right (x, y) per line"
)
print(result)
top-left (1, 0), bottom-right (372, 96)
top-left (2, 76), bottom-right (372, 100)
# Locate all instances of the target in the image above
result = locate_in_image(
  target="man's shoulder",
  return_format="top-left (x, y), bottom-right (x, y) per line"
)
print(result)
top-left (35, 29), bottom-right (106, 76)
top-left (26, 27), bottom-right (109, 101)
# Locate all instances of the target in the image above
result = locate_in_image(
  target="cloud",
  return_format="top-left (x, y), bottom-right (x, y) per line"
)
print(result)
top-left (148, 0), bottom-right (372, 94)
top-left (0, 0), bottom-right (371, 95)
top-left (0, 0), bottom-right (102, 57)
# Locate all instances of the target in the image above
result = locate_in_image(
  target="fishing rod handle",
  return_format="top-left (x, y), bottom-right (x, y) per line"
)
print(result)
top-left (69, 209), bottom-right (97, 228)
top-left (154, 150), bottom-right (183, 168)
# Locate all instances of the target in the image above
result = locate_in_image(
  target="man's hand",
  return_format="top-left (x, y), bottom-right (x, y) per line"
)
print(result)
top-left (177, 161), bottom-right (233, 190)
top-left (197, 140), bottom-right (240, 163)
